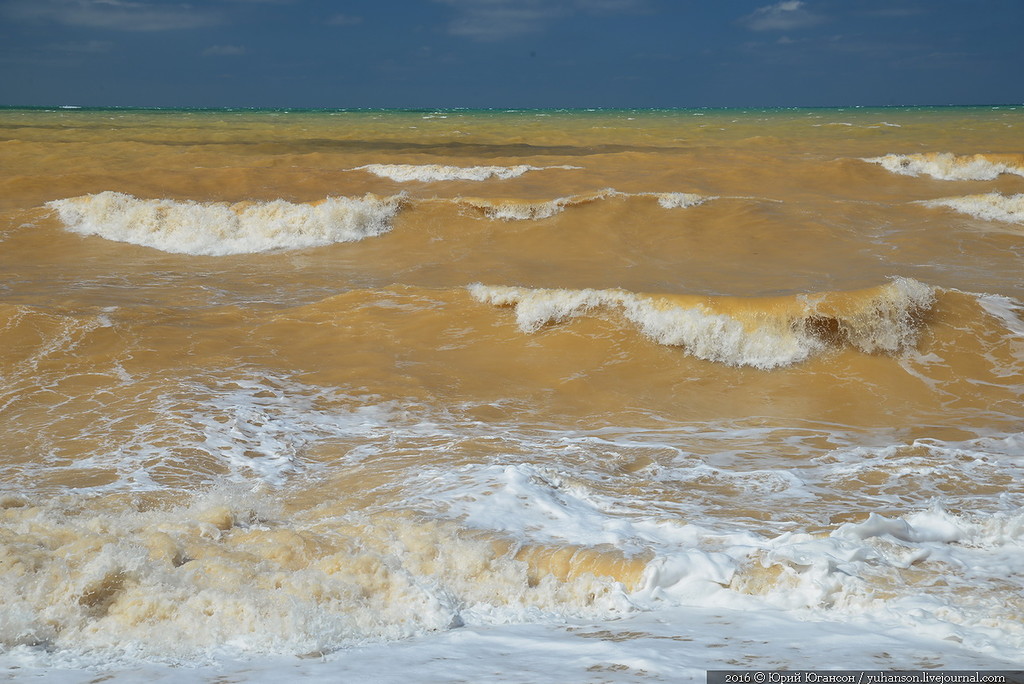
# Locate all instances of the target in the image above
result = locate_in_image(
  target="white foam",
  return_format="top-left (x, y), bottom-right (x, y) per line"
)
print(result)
top-left (921, 193), bottom-right (1024, 224)
top-left (5, 418), bottom-right (1024, 674)
top-left (468, 278), bottom-right (935, 369)
top-left (0, 484), bottom-right (642, 665)
top-left (976, 292), bottom-right (1024, 337)
top-left (837, 509), bottom-right (965, 543)
top-left (654, 192), bottom-right (709, 209)
top-left (399, 442), bottom-right (1024, 662)
top-left (6, 603), bottom-right (1013, 683)
top-left (354, 164), bottom-right (580, 182)
top-left (864, 152), bottom-right (1024, 180)
top-left (416, 461), bottom-right (753, 603)
top-left (420, 461), bottom-right (680, 549)
top-left (47, 191), bottom-right (403, 255)
top-left (6, 372), bottom-right (398, 492)
top-left (184, 378), bottom-right (382, 486)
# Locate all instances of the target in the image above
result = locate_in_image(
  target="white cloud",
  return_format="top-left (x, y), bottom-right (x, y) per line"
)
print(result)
top-left (3, 0), bottom-right (222, 31)
top-left (327, 13), bottom-right (362, 26)
top-left (862, 7), bottom-right (925, 18)
top-left (435, 0), bottom-right (647, 41)
top-left (203, 44), bottom-right (246, 56)
top-left (49, 39), bottom-right (114, 53)
top-left (436, 0), bottom-right (562, 40)
top-left (740, 1), bottom-right (823, 32)
top-left (576, 0), bottom-right (647, 12)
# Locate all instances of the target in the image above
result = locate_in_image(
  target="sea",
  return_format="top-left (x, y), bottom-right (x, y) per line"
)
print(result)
top-left (0, 105), bottom-right (1022, 682)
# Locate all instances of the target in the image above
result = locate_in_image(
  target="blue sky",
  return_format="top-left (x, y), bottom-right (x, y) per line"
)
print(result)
top-left (1, 0), bottom-right (1021, 108)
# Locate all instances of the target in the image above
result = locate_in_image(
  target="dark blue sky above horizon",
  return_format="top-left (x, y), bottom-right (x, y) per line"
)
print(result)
top-left (1, 0), bottom-right (1021, 109)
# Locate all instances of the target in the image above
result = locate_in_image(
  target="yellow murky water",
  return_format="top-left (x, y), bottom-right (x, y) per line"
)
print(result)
top-left (1, 106), bottom-right (1022, 664)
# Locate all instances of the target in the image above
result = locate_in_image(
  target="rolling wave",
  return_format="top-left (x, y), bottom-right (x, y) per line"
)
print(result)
top-left (452, 189), bottom-right (710, 220)
top-left (44, 188), bottom-right (714, 254)
top-left (921, 193), bottom-right (1024, 224)
top-left (864, 152), bottom-right (1024, 181)
top-left (0, 492), bottom-right (639, 658)
top-left (47, 191), bottom-right (404, 256)
top-left (469, 278), bottom-right (935, 369)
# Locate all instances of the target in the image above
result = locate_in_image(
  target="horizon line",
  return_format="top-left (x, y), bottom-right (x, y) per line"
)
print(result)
top-left (2, 103), bottom-right (1021, 114)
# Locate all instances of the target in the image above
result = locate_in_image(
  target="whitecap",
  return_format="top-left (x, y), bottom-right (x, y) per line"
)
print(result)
top-left (468, 278), bottom-right (935, 370)
top-left (47, 191), bottom-right (404, 255)
top-left (354, 163), bottom-right (580, 183)
top-left (920, 193), bottom-right (1024, 224)
top-left (864, 152), bottom-right (1024, 180)
top-left (455, 190), bottom-right (712, 221)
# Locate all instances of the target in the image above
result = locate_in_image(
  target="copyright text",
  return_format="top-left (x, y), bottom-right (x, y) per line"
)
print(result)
top-left (708, 672), bottom-right (1023, 684)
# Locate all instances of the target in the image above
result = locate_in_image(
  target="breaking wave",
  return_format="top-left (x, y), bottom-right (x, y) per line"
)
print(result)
top-left (864, 153), bottom-right (1024, 181)
top-left (0, 490), bottom-right (639, 660)
top-left (921, 193), bottom-right (1024, 224)
top-left (354, 163), bottom-right (580, 183)
top-left (46, 192), bottom-right (404, 256)
top-left (468, 278), bottom-right (936, 369)
top-left (453, 190), bottom-right (711, 220)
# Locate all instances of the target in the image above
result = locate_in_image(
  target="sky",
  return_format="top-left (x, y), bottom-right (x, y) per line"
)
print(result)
top-left (1, 0), bottom-right (1021, 108)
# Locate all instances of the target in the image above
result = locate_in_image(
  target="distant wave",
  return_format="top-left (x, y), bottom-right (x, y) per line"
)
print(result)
top-left (921, 193), bottom-right (1024, 225)
top-left (469, 278), bottom-right (935, 369)
top-left (453, 191), bottom-right (613, 220)
top-left (354, 163), bottom-right (580, 182)
top-left (863, 153), bottom-right (1024, 181)
top-left (653, 192), bottom-right (709, 209)
top-left (47, 191), bottom-right (404, 256)
top-left (453, 189), bottom-right (711, 220)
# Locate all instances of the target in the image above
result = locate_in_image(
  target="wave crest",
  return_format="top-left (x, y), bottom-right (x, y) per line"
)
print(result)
top-left (655, 192), bottom-right (707, 209)
top-left (454, 190), bottom-right (615, 220)
top-left (469, 278), bottom-right (935, 369)
top-left (0, 493), bottom-right (637, 659)
top-left (921, 193), bottom-right (1024, 225)
top-left (864, 153), bottom-right (1024, 181)
top-left (46, 191), bottom-right (404, 256)
top-left (354, 163), bottom-right (579, 183)
top-left (454, 190), bottom-right (711, 221)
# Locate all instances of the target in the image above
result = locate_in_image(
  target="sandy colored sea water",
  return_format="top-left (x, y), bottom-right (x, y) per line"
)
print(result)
top-left (1, 106), bottom-right (1023, 681)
